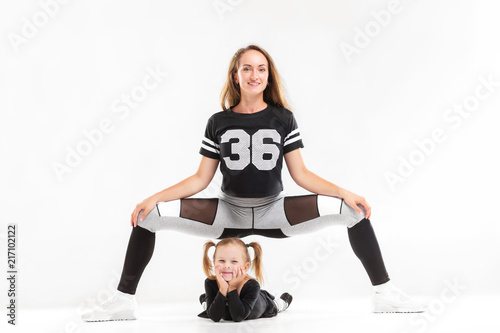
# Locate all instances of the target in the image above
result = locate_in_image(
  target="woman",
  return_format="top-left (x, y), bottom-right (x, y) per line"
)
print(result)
top-left (82, 45), bottom-right (424, 322)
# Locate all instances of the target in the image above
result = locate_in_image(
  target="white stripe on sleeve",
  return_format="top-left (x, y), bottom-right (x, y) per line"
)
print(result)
top-left (284, 128), bottom-right (300, 142)
top-left (284, 135), bottom-right (302, 146)
top-left (202, 137), bottom-right (220, 148)
top-left (201, 143), bottom-right (220, 155)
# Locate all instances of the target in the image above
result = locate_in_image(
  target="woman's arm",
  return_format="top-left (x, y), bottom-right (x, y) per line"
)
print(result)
top-left (131, 156), bottom-right (219, 226)
top-left (284, 149), bottom-right (371, 219)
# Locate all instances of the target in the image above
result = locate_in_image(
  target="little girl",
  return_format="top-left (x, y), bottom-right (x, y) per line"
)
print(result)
top-left (198, 237), bottom-right (292, 322)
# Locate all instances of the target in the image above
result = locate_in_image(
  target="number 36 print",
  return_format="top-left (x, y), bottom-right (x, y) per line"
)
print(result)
top-left (221, 129), bottom-right (281, 171)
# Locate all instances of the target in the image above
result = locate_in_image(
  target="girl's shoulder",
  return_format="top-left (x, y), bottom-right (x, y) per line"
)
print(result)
top-left (204, 277), bottom-right (218, 289)
top-left (242, 278), bottom-right (260, 290)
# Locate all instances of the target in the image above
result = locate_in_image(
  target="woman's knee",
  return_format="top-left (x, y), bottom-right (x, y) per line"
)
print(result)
top-left (341, 200), bottom-right (366, 227)
top-left (137, 207), bottom-right (160, 232)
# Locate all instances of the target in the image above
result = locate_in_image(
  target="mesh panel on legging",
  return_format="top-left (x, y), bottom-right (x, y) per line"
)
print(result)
top-left (347, 218), bottom-right (390, 286)
top-left (180, 198), bottom-right (218, 225)
top-left (117, 226), bottom-right (155, 295)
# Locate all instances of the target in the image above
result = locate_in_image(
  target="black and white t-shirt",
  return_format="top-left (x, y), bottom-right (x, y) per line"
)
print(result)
top-left (199, 104), bottom-right (304, 198)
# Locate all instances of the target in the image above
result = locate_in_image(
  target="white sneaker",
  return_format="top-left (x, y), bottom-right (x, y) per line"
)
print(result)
top-left (372, 285), bottom-right (426, 313)
top-left (81, 291), bottom-right (137, 322)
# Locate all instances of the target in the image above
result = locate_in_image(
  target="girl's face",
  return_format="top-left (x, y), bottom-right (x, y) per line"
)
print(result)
top-left (233, 50), bottom-right (269, 98)
top-left (214, 244), bottom-right (250, 282)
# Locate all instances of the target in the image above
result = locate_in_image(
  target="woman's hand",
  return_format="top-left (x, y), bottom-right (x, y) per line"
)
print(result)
top-left (341, 190), bottom-right (371, 220)
top-left (214, 265), bottom-right (229, 296)
top-left (130, 195), bottom-right (159, 227)
top-left (228, 266), bottom-right (248, 292)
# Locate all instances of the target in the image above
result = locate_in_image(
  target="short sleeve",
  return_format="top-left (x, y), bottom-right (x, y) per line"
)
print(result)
top-left (283, 112), bottom-right (304, 154)
top-left (199, 115), bottom-right (220, 160)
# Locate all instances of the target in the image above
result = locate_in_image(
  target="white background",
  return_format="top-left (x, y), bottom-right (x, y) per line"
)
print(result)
top-left (1, 0), bottom-right (499, 318)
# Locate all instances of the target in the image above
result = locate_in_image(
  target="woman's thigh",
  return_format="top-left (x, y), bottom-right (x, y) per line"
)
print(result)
top-left (137, 198), bottom-right (253, 238)
top-left (255, 194), bottom-right (366, 237)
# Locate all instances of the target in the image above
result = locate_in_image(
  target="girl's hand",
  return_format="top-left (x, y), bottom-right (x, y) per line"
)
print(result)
top-left (228, 266), bottom-right (248, 291)
top-left (130, 195), bottom-right (159, 227)
top-left (342, 190), bottom-right (371, 220)
top-left (214, 265), bottom-right (229, 296)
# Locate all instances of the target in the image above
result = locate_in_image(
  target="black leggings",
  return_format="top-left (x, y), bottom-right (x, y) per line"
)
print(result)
top-left (117, 199), bottom-right (390, 295)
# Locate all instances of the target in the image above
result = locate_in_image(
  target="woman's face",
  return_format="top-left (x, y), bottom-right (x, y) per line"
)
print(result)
top-left (233, 50), bottom-right (269, 98)
top-left (214, 244), bottom-right (249, 282)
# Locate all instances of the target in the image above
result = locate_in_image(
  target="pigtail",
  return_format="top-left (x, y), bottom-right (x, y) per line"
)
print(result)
top-left (248, 242), bottom-right (264, 285)
top-left (203, 240), bottom-right (216, 280)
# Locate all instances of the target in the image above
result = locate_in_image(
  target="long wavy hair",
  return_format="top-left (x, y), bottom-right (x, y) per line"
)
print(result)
top-left (220, 44), bottom-right (290, 111)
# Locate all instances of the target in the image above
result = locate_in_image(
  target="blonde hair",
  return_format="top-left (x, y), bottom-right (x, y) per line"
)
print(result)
top-left (203, 238), bottom-right (264, 285)
top-left (220, 44), bottom-right (290, 111)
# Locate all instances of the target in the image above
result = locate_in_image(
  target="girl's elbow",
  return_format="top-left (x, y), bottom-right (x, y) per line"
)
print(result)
top-left (208, 313), bottom-right (222, 322)
top-left (231, 311), bottom-right (249, 322)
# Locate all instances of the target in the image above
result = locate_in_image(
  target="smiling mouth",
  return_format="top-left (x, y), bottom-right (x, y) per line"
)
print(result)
top-left (248, 82), bottom-right (260, 86)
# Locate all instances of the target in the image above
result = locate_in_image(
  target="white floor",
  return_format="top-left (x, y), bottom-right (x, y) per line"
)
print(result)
top-left (4, 295), bottom-right (498, 333)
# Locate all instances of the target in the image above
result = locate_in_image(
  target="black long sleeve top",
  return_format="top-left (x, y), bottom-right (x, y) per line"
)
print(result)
top-left (198, 278), bottom-right (277, 322)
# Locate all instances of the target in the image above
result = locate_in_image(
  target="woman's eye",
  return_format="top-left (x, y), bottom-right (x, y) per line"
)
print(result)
top-left (259, 68), bottom-right (266, 72)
